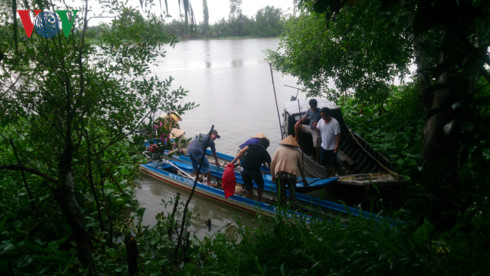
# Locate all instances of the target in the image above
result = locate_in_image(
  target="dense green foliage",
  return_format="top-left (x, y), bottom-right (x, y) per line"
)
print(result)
top-left (0, 130), bottom-right (141, 274)
top-left (1, 0), bottom-right (197, 273)
top-left (267, 1), bottom-right (413, 104)
top-left (199, 214), bottom-right (490, 275)
top-left (342, 83), bottom-right (425, 177)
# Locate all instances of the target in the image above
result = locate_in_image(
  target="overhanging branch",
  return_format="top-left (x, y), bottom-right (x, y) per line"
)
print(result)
top-left (0, 165), bottom-right (57, 187)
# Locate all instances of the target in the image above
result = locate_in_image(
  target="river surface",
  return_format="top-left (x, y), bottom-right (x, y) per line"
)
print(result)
top-left (135, 38), bottom-right (309, 239)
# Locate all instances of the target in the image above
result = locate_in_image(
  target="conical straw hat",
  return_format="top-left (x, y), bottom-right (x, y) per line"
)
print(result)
top-left (159, 111), bottom-right (182, 122)
top-left (253, 132), bottom-right (267, 139)
top-left (279, 135), bottom-right (299, 147)
top-left (169, 111), bottom-right (182, 122)
top-left (169, 128), bottom-right (185, 139)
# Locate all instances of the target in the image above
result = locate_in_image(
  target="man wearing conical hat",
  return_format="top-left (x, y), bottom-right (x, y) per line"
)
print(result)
top-left (167, 128), bottom-right (189, 156)
top-left (270, 135), bottom-right (308, 207)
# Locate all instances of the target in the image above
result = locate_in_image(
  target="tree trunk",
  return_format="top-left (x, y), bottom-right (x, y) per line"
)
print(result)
top-left (54, 171), bottom-right (96, 274)
top-left (413, 8), bottom-right (482, 225)
top-left (422, 65), bottom-right (460, 187)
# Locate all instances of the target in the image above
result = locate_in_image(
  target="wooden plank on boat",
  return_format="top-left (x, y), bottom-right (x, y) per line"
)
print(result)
top-left (337, 150), bottom-right (354, 165)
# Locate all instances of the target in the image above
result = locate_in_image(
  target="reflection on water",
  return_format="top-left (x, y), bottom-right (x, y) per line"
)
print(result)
top-left (135, 175), bottom-right (258, 240)
top-left (137, 38), bottom-right (309, 237)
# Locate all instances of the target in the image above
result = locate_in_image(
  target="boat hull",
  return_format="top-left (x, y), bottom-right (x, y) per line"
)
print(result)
top-left (140, 160), bottom-right (384, 221)
top-left (140, 162), bottom-right (279, 217)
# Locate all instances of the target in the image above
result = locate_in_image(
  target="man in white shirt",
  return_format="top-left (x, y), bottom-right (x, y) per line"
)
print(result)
top-left (315, 107), bottom-right (341, 175)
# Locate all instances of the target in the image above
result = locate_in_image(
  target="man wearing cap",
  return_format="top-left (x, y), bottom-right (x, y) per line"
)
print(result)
top-left (270, 135), bottom-right (308, 207)
top-left (315, 107), bottom-right (341, 175)
top-left (231, 138), bottom-right (271, 201)
top-left (187, 130), bottom-right (221, 187)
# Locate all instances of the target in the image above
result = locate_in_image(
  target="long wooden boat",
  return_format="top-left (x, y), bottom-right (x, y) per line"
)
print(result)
top-left (140, 159), bottom-right (385, 221)
top-left (281, 98), bottom-right (407, 188)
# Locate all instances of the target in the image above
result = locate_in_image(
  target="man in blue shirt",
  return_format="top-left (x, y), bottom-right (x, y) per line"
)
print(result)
top-left (187, 130), bottom-right (221, 186)
top-left (294, 99), bottom-right (321, 159)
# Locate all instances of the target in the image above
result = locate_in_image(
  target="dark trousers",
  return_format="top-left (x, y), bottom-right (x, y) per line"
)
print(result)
top-left (320, 148), bottom-right (337, 166)
top-left (275, 171), bottom-right (297, 207)
top-left (241, 167), bottom-right (264, 190)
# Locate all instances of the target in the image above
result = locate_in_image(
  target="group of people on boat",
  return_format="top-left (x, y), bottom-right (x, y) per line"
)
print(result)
top-left (152, 103), bottom-right (340, 206)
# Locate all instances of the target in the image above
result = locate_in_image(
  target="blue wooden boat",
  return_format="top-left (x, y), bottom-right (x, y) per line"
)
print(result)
top-left (170, 149), bottom-right (338, 193)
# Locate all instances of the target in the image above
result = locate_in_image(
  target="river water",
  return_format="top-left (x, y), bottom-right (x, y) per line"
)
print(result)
top-left (135, 38), bottom-right (309, 239)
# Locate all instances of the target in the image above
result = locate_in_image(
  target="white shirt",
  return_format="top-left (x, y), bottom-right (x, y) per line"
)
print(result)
top-left (317, 117), bottom-right (340, 150)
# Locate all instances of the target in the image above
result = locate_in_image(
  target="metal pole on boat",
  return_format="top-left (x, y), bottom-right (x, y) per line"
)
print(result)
top-left (297, 99), bottom-right (306, 166)
top-left (269, 63), bottom-right (284, 139)
top-left (284, 84), bottom-right (302, 100)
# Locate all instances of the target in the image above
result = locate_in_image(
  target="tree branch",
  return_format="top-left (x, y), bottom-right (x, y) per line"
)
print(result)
top-left (0, 165), bottom-right (57, 187)
top-left (9, 138), bottom-right (35, 209)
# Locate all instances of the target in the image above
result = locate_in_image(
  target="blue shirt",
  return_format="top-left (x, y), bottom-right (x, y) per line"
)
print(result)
top-left (305, 108), bottom-right (321, 130)
top-left (239, 137), bottom-right (260, 149)
top-left (188, 134), bottom-right (216, 154)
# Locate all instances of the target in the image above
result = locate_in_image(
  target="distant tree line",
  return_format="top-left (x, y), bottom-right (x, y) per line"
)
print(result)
top-left (168, 5), bottom-right (286, 39)
top-left (84, 5), bottom-right (286, 41)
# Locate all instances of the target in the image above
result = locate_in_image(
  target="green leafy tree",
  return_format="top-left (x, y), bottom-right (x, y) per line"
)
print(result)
top-left (253, 6), bottom-right (285, 37)
top-left (0, 0), bottom-right (197, 273)
top-left (267, 1), bottom-right (412, 103)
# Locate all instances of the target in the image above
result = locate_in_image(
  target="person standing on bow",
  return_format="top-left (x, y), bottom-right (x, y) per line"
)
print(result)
top-left (231, 138), bottom-right (271, 201)
top-left (315, 107), bottom-right (341, 176)
top-left (270, 135), bottom-right (308, 207)
top-left (294, 99), bottom-right (321, 160)
top-left (187, 130), bottom-right (221, 187)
